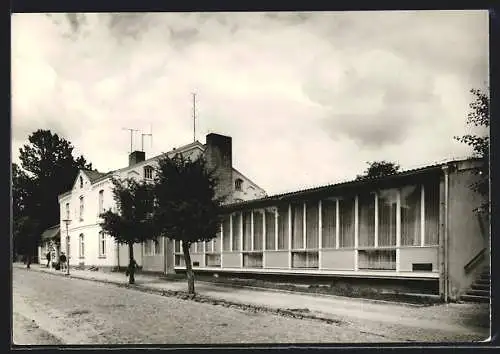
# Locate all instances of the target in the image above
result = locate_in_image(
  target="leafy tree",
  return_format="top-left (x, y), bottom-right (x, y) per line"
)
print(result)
top-left (153, 154), bottom-right (223, 294)
top-left (13, 129), bottom-right (92, 266)
top-left (454, 88), bottom-right (490, 215)
top-left (356, 160), bottom-right (401, 180)
top-left (99, 178), bottom-right (156, 284)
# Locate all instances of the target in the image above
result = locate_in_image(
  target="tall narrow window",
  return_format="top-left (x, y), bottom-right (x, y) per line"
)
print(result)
top-left (65, 203), bottom-right (70, 220)
top-left (378, 189), bottom-right (398, 246)
top-left (144, 166), bottom-right (153, 180)
top-left (79, 196), bottom-right (84, 222)
top-left (222, 216), bottom-right (231, 251)
top-left (321, 198), bottom-right (336, 248)
top-left (242, 211), bottom-right (252, 251)
top-left (99, 232), bottom-right (106, 257)
top-left (401, 185), bottom-right (421, 246)
top-left (98, 190), bottom-right (104, 215)
top-left (291, 203), bottom-right (304, 249)
top-left (235, 178), bottom-right (243, 191)
top-left (253, 211), bottom-right (264, 251)
top-left (79, 176), bottom-right (83, 188)
top-left (277, 205), bottom-right (289, 250)
top-left (265, 208), bottom-right (276, 250)
top-left (358, 192), bottom-right (375, 247)
top-left (424, 182), bottom-right (440, 245)
top-left (306, 201), bottom-right (319, 249)
top-left (232, 212), bottom-right (241, 251)
top-left (339, 197), bottom-right (355, 247)
top-left (79, 233), bottom-right (85, 258)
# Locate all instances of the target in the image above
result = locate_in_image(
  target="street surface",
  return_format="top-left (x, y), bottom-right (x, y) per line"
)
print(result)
top-left (12, 267), bottom-right (490, 345)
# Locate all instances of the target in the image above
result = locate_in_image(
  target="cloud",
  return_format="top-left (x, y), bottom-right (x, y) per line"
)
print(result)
top-left (11, 11), bottom-right (489, 194)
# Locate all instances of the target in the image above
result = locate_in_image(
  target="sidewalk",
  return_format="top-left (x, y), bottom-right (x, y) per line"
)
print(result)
top-left (13, 263), bottom-right (489, 340)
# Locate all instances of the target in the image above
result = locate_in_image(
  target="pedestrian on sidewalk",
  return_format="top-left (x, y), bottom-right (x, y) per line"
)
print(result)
top-left (46, 252), bottom-right (51, 268)
top-left (59, 252), bottom-right (67, 271)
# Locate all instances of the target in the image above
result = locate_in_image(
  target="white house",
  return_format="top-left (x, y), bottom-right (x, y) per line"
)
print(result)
top-left (57, 133), bottom-right (267, 274)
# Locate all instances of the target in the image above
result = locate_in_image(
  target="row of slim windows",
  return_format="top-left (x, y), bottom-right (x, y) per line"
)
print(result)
top-left (174, 183), bottom-right (440, 255)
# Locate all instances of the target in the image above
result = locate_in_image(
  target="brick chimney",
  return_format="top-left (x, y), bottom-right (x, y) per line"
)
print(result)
top-left (129, 151), bottom-right (145, 166)
top-left (205, 133), bottom-right (233, 203)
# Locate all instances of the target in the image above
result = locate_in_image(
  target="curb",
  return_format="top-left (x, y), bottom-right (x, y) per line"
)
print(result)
top-left (15, 266), bottom-right (348, 326)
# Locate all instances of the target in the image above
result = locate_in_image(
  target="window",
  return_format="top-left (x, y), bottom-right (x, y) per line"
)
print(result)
top-left (243, 253), bottom-right (263, 268)
top-left (144, 166), bottom-right (153, 180)
top-left (154, 238), bottom-right (162, 255)
top-left (145, 239), bottom-right (152, 255)
top-left (98, 190), bottom-right (104, 215)
top-left (79, 234), bottom-right (85, 258)
top-left (378, 189), bottom-right (398, 246)
top-left (401, 185), bottom-right (422, 246)
top-left (339, 197), bottom-right (355, 247)
top-left (232, 212), bottom-right (241, 251)
top-left (222, 216), bottom-right (231, 251)
top-left (277, 205), bottom-right (289, 250)
top-left (321, 198), bottom-right (336, 248)
top-left (242, 211), bottom-right (252, 251)
top-left (65, 203), bottom-right (70, 220)
top-left (99, 232), bottom-right (106, 257)
top-left (306, 201), bottom-right (319, 249)
top-left (265, 208), bottom-right (276, 250)
top-left (253, 211), bottom-right (264, 251)
top-left (292, 251), bottom-right (319, 269)
top-left (79, 196), bottom-right (84, 221)
top-left (424, 182), bottom-right (440, 245)
top-left (358, 192), bottom-right (375, 247)
top-left (291, 203), bottom-right (304, 249)
top-left (79, 176), bottom-right (83, 188)
top-left (235, 178), bottom-right (243, 191)
top-left (358, 250), bottom-right (396, 270)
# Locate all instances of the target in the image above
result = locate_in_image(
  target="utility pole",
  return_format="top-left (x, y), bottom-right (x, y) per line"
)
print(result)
top-left (192, 92), bottom-right (197, 142)
top-left (122, 128), bottom-right (139, 153)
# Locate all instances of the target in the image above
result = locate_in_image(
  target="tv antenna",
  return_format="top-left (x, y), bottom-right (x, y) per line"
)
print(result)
top-left (192, 92), bottom-right (197, 142)
top-left (141, 131), bottom-right (153, 152)
top-left (122, 128), bottom-right (139, 153)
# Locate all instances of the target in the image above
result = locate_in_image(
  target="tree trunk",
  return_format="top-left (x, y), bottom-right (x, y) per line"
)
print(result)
top-left (128, 243), bottom-right (135, 284)
top-left (182, 241), bottom-right (195, 294)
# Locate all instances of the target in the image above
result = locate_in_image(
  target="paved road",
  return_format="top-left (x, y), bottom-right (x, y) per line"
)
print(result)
top-left (13, 268), bottom-right (394, 345)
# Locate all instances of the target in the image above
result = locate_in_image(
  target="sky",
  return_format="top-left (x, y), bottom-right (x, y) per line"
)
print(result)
top-left (11, 11), bottom-right (489, 195)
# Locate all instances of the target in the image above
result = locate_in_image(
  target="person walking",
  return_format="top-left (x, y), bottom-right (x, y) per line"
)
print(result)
top-left (46, 251), bottom-right (51, 268)
top-left (59, 252), bottom-right (67, 271)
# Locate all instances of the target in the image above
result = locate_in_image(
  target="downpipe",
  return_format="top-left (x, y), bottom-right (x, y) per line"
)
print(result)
top-left (442, 165), bottom-right (450, 302)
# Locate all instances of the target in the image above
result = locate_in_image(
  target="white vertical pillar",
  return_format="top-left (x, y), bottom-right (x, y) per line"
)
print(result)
top-left (240, 211), bottom-right (243, 267)
top-left (303, 202), bottom-right (307, 250)
top-left (288, 203), bottom-right (292, 268)
top-left (251, 210), bottom-right (254, 251)
top-left (220, 222), bottom-right (224, 268)
top-left (318, 200), bottom-right (322, 269)
top-left (275, 207), bottom-right (279, 251)
top-left (374, 193), bottom-right (379, 248)
top-left (230, 214), bottom-right (233, 251)
top-left (421, 184), bottom-right (425, 247)
top-left (262, 210), bottom-right (267, 267)
top-left (354, 196), bottom-right (359, 271)
top-left (396, 190), bottom-right (401, 272)
top-left (336, 199), bottom-right (340, 249)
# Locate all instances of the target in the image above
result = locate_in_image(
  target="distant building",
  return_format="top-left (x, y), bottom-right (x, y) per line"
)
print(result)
top-left (57, 133), bottom-right (266, 274)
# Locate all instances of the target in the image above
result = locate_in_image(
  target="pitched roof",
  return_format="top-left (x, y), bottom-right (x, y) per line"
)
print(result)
top-left (41, 224), bottom-right (60, 241)
top-left (222, 157), bottom-right (481, 210)
top-left (82, 169), bottom-right (110, 182)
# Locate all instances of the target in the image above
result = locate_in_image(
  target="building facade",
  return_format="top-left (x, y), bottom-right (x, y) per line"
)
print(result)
top-left (173, 158), bottom-right (489, 302)
top-left (57, 133), bottom-right (266, 274)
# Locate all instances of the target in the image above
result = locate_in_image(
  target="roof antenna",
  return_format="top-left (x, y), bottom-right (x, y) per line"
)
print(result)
top-left (122, 128), bottom-right (139, 153)
top-left (141, 132), bottom-right (153, 152)
top-left (192, 92), bottom-right (197, 142)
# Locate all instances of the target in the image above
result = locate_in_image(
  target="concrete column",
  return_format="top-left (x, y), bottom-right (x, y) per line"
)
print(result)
top-left (396, 189), bottom-right (402, 272)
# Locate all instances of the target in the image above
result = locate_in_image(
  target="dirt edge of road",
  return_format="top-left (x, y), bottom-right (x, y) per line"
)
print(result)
top-left (17, 267), bottom-right (349, 327)
top-left (12, 312), bottom-right (65, 346)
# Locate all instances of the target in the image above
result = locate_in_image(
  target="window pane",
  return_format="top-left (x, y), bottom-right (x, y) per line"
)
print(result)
top-left (277, 205), bottom-right (289, 250)
top-left (253, 211), bottom-right (263, 251)
top-left (339, 198), bottom-right (355, 247)
top-left (306, 201), bottom-right (319, 249)
top-left (243, 253), bottom-right (263, 268)
top-left (358, 193), bottom-right (375, 247)
top-left (265, 208), bottom-right (276, 250)
top-left (174, 240), bottom-right (180, 253)
top-left (424, 182), bottom-right (440, 245)
top-left (242, 211), bottom-right (252, 251)
top-left (321, 198), bottom-right (336, 248)
top-left (378, 189), bottom-right (398, 246)
top-left (222, 216), bottom-right (231, 251)
top-left (401, 185), bottom-right (421, 246)
top-left (292, 251), bottom-right (319, 269)
top-left (232, 213), bottom-right (241, 251)
top-left (291, 203), bottom-right (304, 249)
top-left (359, 250), bottom-right (396, 270)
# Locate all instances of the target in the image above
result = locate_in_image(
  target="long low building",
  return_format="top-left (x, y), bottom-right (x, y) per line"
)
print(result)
top-left (173, 158), bottom-right (489, 302)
